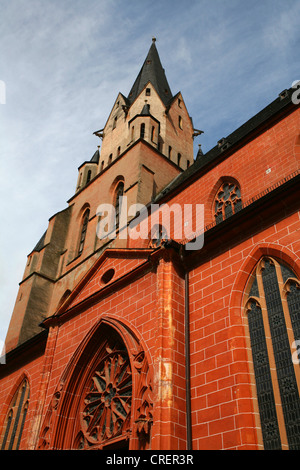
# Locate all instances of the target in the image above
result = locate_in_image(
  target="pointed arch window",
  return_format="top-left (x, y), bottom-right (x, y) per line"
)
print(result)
top-left (151, 126), bottom-right (155, 142)
top-left (245, 257), bottom-right (300, 450)
top-left (0, 378), bottom-right (30, 450)
top-left (140, 123), bottom-right (145, 139)
top-left (114, 182), bottom-right (124, 231)
top-left (38, 321), bottom-right (153, 450)
top-left (76, 337), bottom-right (132, 448)
top-left (214, 181), bottom-right (242, 224)
top-left (86, 170), bottom-right (92, 184)
top-left (78, 209), bottom-right (90, 256)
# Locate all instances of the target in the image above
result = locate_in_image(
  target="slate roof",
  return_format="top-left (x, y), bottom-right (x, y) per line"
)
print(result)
top-left (154, 86), bottom-right (297, 202)
top-left (90, 148), bottom-right (100, 164)
top-left (32, 231), bottom-right (46, 252)
top-left (127, 39), bottom-right (173, 106)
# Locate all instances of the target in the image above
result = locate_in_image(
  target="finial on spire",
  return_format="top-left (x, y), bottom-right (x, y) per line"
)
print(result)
top-left (152, 37), bottom-right (156, 42)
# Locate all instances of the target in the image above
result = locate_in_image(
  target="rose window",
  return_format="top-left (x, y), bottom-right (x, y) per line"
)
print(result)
top-left (79, 340), bottom-right (132, 447)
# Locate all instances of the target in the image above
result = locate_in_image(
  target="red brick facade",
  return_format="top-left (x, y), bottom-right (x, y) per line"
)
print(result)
top-left (0, 41), bottom-right (299, 451)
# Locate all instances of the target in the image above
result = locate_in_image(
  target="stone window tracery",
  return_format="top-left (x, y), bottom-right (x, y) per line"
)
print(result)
top-left (214, 181), bottom-right (242, 223)
top-left (75, 337), bottom-right (132, 449)
top-left (38, 321), bottom-right (153, 450)
top-left (244, 257), bottom-right (300, 450)
top-left (0, 378), bottom-right (30, 450)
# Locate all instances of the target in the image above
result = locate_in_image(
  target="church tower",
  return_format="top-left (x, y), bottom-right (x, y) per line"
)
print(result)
top-left (4, 39), bottom-right (197, 352)
top-left (1, 34), bottom-right (300, 452)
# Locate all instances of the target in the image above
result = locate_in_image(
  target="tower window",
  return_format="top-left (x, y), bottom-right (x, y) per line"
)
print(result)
top-left (168, 146), bottom-right (172, 159)
top-left (117, 146), bottom-right (121, 157)
top-left (131, 126), bottom-right (135, 141)
top-left (214, 181), bottom-right (242, 224)
top-left (115, 182), bottom-right (124, 231)
top-left (177, 153), bottom-right (181, 166)
top-left (78, 209), bottom-right (90, 256)
top-left (113, 116), bottom-right (117, 130)
top-left (151, 126), bottom-right (155, 142)
top-left (86, 170), bottom-right (92, 184)
top-left (179, 116), bottom-right (183, 129)
top-left (146, 88), bottom-right (151, 96)
top-left (108, 154), bottom-right (113, 165)
top-left (140, 123), bottom-right (145, 139)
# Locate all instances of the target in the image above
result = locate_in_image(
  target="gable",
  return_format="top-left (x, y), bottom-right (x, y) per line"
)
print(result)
top-left (168, 92), bottom-right (194, 130)
top-left (103, 92), bottom-right (128, 133)
top-left (56, 248), bottom-right (153, 315)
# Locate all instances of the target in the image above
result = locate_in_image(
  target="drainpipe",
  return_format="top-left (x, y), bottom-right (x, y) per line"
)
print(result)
top-left (164, 241), bottom-right (192, 450)
top-left (185, 268), bottom-right (192, 450)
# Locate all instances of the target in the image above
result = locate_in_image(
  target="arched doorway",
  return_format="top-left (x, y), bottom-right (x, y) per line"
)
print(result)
top-left (38, 318), bottom-right (153, 450)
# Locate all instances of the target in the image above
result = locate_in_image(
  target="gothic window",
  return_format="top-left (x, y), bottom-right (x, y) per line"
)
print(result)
top-left (140, 123), bottom-right (145, 139)
top-left (114, 182), bottom-right (124, 231)
top-left (177, 153), bottom-right (181, 166)
top-left (38, 321), bottom-right (153, 450)
top-left (151, 126), bottom-right (155, 142)
top-left (1, 378), bottom-right (30, 450)
top-left (86, 170), bottom-right (92, 184)
top-left (178, 116), bottom-right (183, 129)
top-left (245, 257), bottom-right (300, 450)
top-left (73, 334), bottom-right (132, 449)
top-left (214, 181), bottom-right (242, 224)
top-left (168, 146), bottom-right (172, 159)
top-left (78, 209), bottom-right (90, 256)
top-left (108, 154), bottom-right (113, 165)
top-left (113, 116), bottom-right (117, 130)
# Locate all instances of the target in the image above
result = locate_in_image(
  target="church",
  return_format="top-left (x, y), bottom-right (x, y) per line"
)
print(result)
top-left (0, 38), bottom-right (300, 451)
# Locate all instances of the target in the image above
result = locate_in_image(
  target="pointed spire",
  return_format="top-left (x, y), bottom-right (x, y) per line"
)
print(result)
top-left (141, 100), bottom-right (151, 115)
top-left (90, 147), bottom-right (100, 164)
top-left (127, 38), bottom-right (173, 106)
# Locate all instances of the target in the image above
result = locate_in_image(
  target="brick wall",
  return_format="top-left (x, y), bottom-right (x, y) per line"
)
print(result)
top-left (189, 211), bottom-right (300, 449)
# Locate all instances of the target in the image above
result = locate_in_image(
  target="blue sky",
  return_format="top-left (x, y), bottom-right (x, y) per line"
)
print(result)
top-left (0, 0), bottom-right (299, 342)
